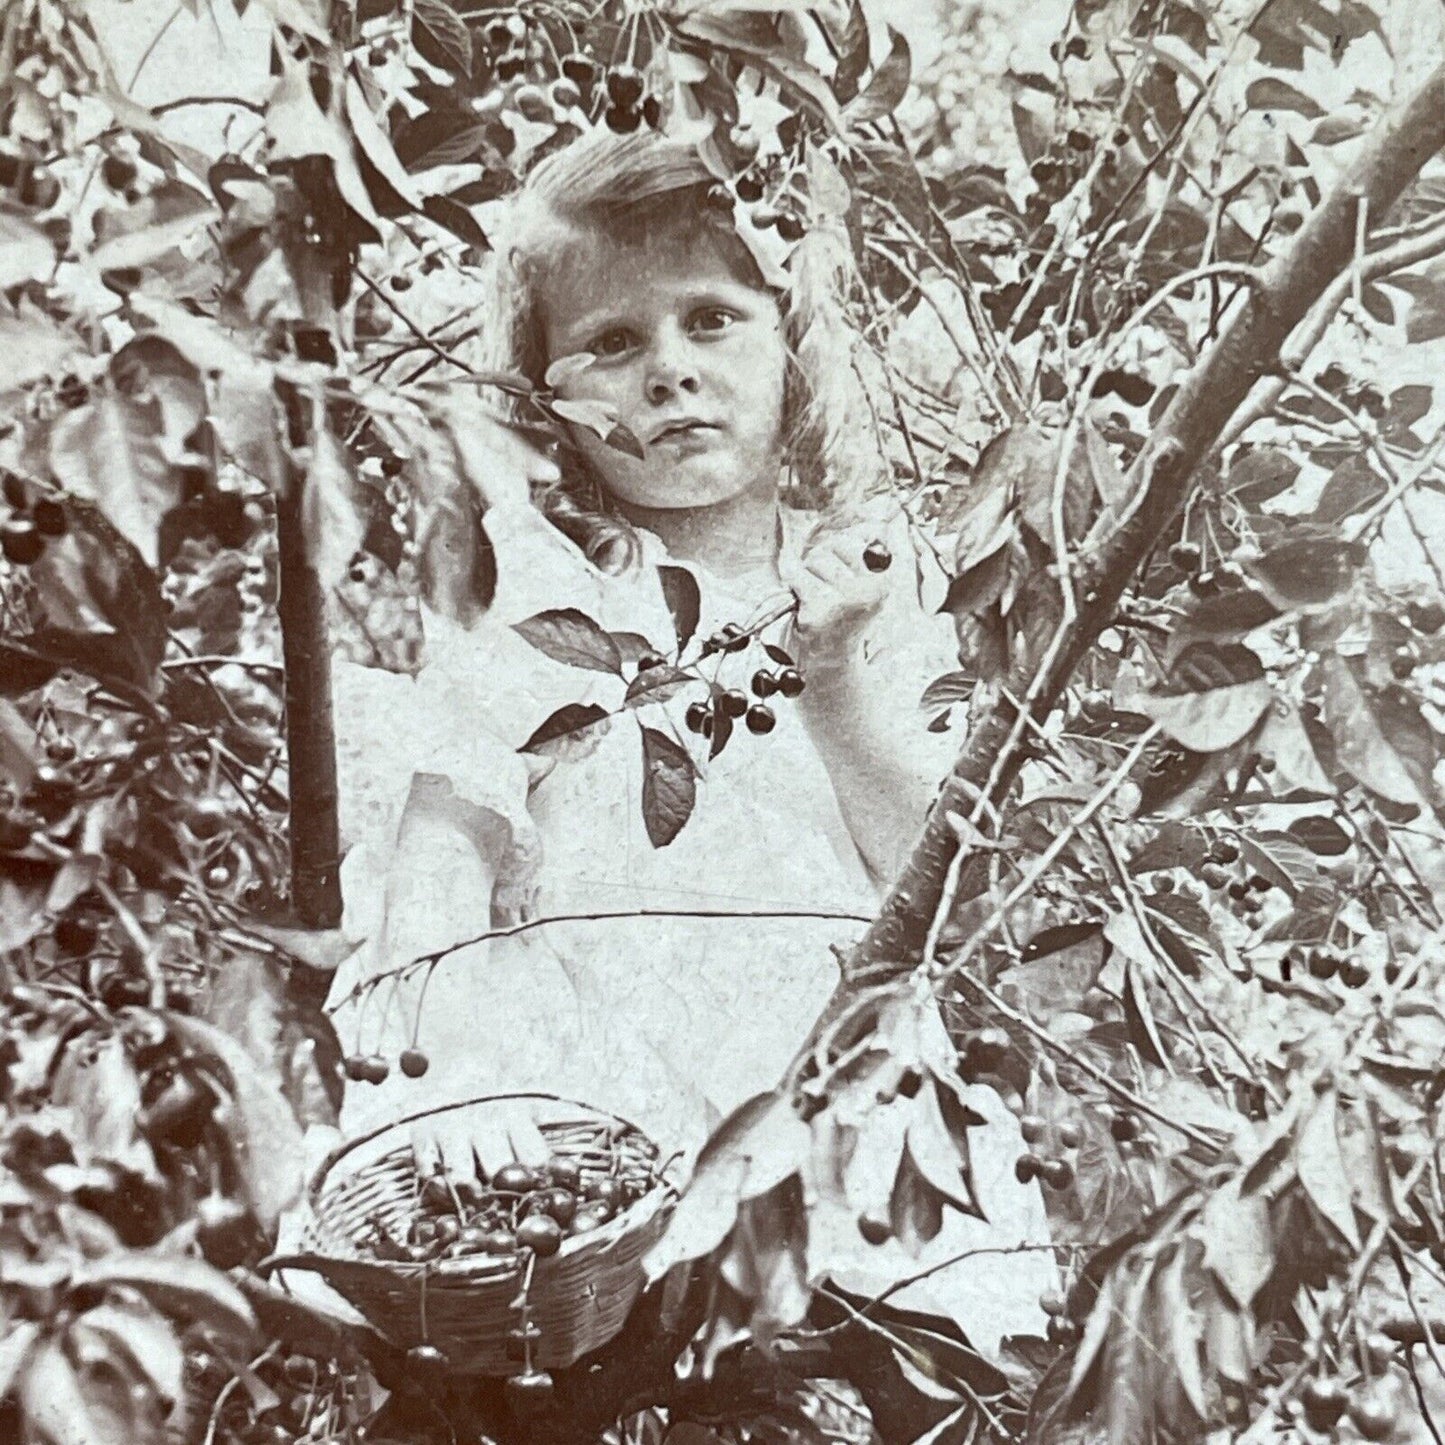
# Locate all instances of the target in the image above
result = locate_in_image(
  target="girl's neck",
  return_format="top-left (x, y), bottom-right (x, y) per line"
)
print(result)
top-left (611, 472), bottom-right (784, 586)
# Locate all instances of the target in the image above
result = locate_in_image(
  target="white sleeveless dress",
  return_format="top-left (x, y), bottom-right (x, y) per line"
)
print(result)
top-left (315, 496), bottom-right (1057, 1354)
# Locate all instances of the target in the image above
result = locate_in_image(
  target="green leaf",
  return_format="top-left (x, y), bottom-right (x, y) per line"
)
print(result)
top-left (1121, 960), bottom-right (1170, 1071)
top-left (0, 1319), bottom-right (39, 1398)
top-left (301, 428), bottom-right (365, 588)
top-left (1238, 830), bottom-right (1318, 897)
top-left (1245, 75), bottom-right (1326, 118)
top-left (1321, 656), bottom-right (1430, 808)
top-left (843, 27), bottom-right (911, 126)
top-left (624, 664), bottom-right (698, 709)
top-left (640, 724), bottom-right (695, 847)
top-left (512, 608), bottom-right (623, 675)
top-left (1255, 698), bottom-right (1334, 797)
top-left (0, 698), bottom-right (38, 795)
top-left (0, 207), bottom-right (55, 289)
top-left (88, 181), bottom-right (218, 273)
top-left (1379, 258), bottom-right (1445, 344)
top-left (48, 392), bottom-right (181, 569)
top-left (519, 702), bottom-right (612, 755)
top-left (904, 1081), bottom-right (978, 1214)
top-left (1286, 815), bottom-right (1351, 856)
top-left (1130, 679), bottom-right (1273, 752)
top-left (657, 564), bottom-right (701, 652)
top-left (1242, 537), bottom-right (1367, 612)
top-left (411, 0), bottom-right (473, 75)
top-left (72, 1301), bottom-right (185, 1405)
top-left (1295, 1092), bottom-right (1361, 1249)
top-left (1157, 1251), bottom-right (1208, 1420)
top-left (77, 1254), bottom-right (255, 1340)
top-left (1200, 1178), bottom-right (1273, 1309)
top-left (343, 76), bottom-right (424, 211)
top-left (19, 1338), bottom-right (133, 1445)
top-left (169, 1014), bottom-right (306, 1228)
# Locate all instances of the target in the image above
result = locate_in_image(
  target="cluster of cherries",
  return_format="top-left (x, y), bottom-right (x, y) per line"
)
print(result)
top-left (356, 1151), bottom-right (646, 1270)
top-left (1167, 540), bottom-right (1246, 600)
top-left (1280, 943), bottom-right (1372, 990)
top-left (342, 1046), bottom-right (430, 1084)
top-left (1, 472), bottom-right (67, 566)
top-left (1013, 1112), bottom-right (1079, 1191)
top-left (675, 643), bottom-right (806, 741)
top-left (1197, 834), bottom-right (1273, 920)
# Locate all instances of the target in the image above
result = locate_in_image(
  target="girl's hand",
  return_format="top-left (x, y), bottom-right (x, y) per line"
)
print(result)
top-left (782, 522), bottom-right (894, 675)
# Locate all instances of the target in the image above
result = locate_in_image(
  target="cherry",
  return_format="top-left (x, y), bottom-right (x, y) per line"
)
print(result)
top-left (420, 1176), bottom-right (452, 1211)
top-left (703, 182), bottom-right (734, 216)
top-left (1226, 880), bottom-right (1249, 902)
top-left (483, 1228), bottom-right (516, 1253)
top-left (2, 517), bottom-right (43, 566)
top-left (1014, 1153), bottom-right (1040, 1184)
top-left (482, 18), bottom-right (512, 48)
top-left (1, 471), bottom-right (26, 509)
top-left (1039, 1289), bottom-right (1067, 1317)
top-left (362, 1055), bottom-right (390, 1083)
top-left (1391, 644), bottom-right (1418, 680)
top-left (513, 84), bottom-right (551, 122)
top-left (1300, 1378), bottom-right (1348, 1430)
top-left (642, 95), bottom-right (661, 128)
top-left (343, 1054), bottom-right (369, 1082)
top-left (196, 1193), bottom-right (251, 1269)
top-left (862, 540), bottom-right (892, 572)
top-left (1188, 570), bottom-right (1219, 598)
top-left (491, 1162), bottom-right (535, 1193)
top-left (400, 1048), bottom-right (430, 1078)
top-left (560, 54), bottom-right (596, 87)
top-left (605, 65), bottom-right (645, 108)
top-left (1208, 836), bottom-right (1240, 865)
top-left (435, 1216), bottom-right (460, 1245)
top-left (1168, 541), bottom-right (1201, 572)
top-left (1109, 1111), bottom-right (1140, 1143)
top-left (1307, 948), bottom-right (1338, 981)
top-left (718, 689), bottom-right (748, 719)
top-left (735, 173), bottom-right (765, 204)
top-left (776, 668), bottom-right (805, 698)
top-left (967, 1027), bottom-right (1010, 1070)
top-left (516, 1214), bottom-right (563, 1257)
top-left (750, 670), bottom-right (777, 698)
top-left (1041, 1158), bottom-right (1074, 1190)
top-left (1078, 690), bottom-right (1111, 723)
top-left (495, 54), bottom-right (526, 81)
top-left (32, 499), bottom-right (66, 536)
top-left (1214, 561), bottom-right (1244, 589)
top-left (745, 704), bottom-right (776, 735)
top-left (584, 1177), bottom-right (624, 1209)
top-left (549, 78), bottom-right (582, 110)
top-left (1408, 599), bottom-right (1445, 634)
top-left (1019, 1114), bottom-right (1046, 1145)
top-left (684, 701), bottom-right (711, 735)
top-left (541, 1187), bottom-right (577, 1226)
top-left (408, 1344), bottom-right (448, 1371)
top-left (102, 154), bottom-right (138, 191)
top-left (776, 212), bottom-right (804, 243)
top-left (506, 1371), bottom-right (555, 1409)
top-left (1058, 1121), bottom-right (1083, 1150)
top-left (857, 1213), bottom-right (892, 1245)
top-left (605, 103), bottom-right (641, 133)
top-left (1340, 958), bottom-right (1370, 988)
top-left (1200, 862), bottom-right (1231, 890)
top-left (55, 916), bottom-right (96, 955)
top-left (141, 1073), bottom-right (213, 1147)
top-left (1347, 1394), bottom-right (1396, 1440)
top-left (547, 1158), bottom-right (582, 1191)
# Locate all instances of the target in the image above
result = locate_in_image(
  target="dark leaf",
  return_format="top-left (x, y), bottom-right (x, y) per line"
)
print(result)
top-left (640, 724), bottom-right (695, 847)
top-left (0, 642), bottom-right (59, 696)
top-left (1245, 75), bottom-right (1326, 118)
top-left (1242, 537), bottom-right (1367, 612)
top-left (888, 1145), bottom-right (945, 1254)
top-left (707, 700), bottom-right (733, 760)
top-left (763, 642), bottom-right (795, 668)
top-left (832, 0), bottom-right (870, 102)
top-left (1313, 453), bottom-right (1386, 523)
top-left (1149, 917), bottom-right (1205, 978)
top-left (76, 1253), bottom-right (256, 1339)
top-left (411, 0), bottom-right (473, 75)
top-left (657, 564), bottom-right (701, 652)
top-left (624, 665), bottom-right (697, 709)
top-left (1322, 656), bottom-right (1430, 808)
top-left (1127, 821), bottom-right (1205, 875)
top-left (1121, 961), bottom-right (1170, 1070)
top-left (1296, 1092), bottom-right (1361, 1248)
top-left (1224, 446), bottom-right (1299, 506)
top-left (1378, 260), bottom-right (1445, 344)
top-left (843, 27), bottom-right (911, 126)
top-left (519, 702), bottom-right (612, 755)
top-left (1286, 815), bottom-right (1351, 856)
top-left (1171, 587), bottom-right (1281, 650)
top-left (421, 195), bottom-right (490, 251)
top-left (937, 545), bottom-right (1011, 619)
top-left (1132, 679), bottom-right (1273, 752)
top-left (604, 423), bottom-right (646, 460)
top-left (512, 608), bottom-right (623, 674)
top-left (1238, 830), bottom-right (1317, 898)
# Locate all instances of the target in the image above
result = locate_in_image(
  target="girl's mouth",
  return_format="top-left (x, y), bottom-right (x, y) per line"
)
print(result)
top-left (651, 420), bottom-right (718, 443)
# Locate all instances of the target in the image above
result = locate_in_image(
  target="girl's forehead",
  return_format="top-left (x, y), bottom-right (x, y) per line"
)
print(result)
top-left (541, 226), bottom-right (768, 332)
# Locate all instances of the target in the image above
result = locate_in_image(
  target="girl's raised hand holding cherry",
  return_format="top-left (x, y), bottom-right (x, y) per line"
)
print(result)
top-left (782, 520), bottom-right (897, 676)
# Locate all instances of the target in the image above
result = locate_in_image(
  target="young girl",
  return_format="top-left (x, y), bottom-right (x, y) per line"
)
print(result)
top-left (318, 127), bottom-right (1055, 1422)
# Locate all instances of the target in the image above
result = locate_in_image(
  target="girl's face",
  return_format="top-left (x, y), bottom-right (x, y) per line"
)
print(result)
top-left (540, 226), bottom-right (790, 515)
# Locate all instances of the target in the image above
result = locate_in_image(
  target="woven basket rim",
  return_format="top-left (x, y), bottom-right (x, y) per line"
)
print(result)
top-left (307, 1091), bottom-right (659, 1211)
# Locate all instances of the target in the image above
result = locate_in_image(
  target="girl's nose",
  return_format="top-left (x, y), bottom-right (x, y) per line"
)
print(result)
top-left (644, 332), bottom-right (701, 405)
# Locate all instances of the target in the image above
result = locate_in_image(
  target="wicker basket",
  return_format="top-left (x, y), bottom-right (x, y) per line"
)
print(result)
top-left (272, 1093), bottom-right (679, 1375)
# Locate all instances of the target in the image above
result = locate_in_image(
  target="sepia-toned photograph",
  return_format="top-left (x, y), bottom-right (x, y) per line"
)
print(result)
top-left (2, 0), bottom-right (1444, 1439)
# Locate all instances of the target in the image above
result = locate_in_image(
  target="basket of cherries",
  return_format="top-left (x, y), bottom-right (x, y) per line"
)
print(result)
top-left (277, 1093), bottom-right (678, 1386)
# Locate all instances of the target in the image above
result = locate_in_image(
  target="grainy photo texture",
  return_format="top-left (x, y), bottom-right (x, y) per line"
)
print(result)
top-left (2, 0), bottom-right (1445, 1440)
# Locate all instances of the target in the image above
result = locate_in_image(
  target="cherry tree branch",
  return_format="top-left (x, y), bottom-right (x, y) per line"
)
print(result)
top-left (818, 61), bottom-right (1445, 1010)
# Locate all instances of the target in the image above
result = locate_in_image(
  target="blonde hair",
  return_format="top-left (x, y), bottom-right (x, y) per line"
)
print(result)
top-left (473, 128), bottom-right (885, 576)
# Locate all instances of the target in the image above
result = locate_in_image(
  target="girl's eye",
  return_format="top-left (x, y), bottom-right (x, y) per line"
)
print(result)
top-left (691, 307), bottom-right (735, 334)
top-left (589, 328), bottom-right (633, 358)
